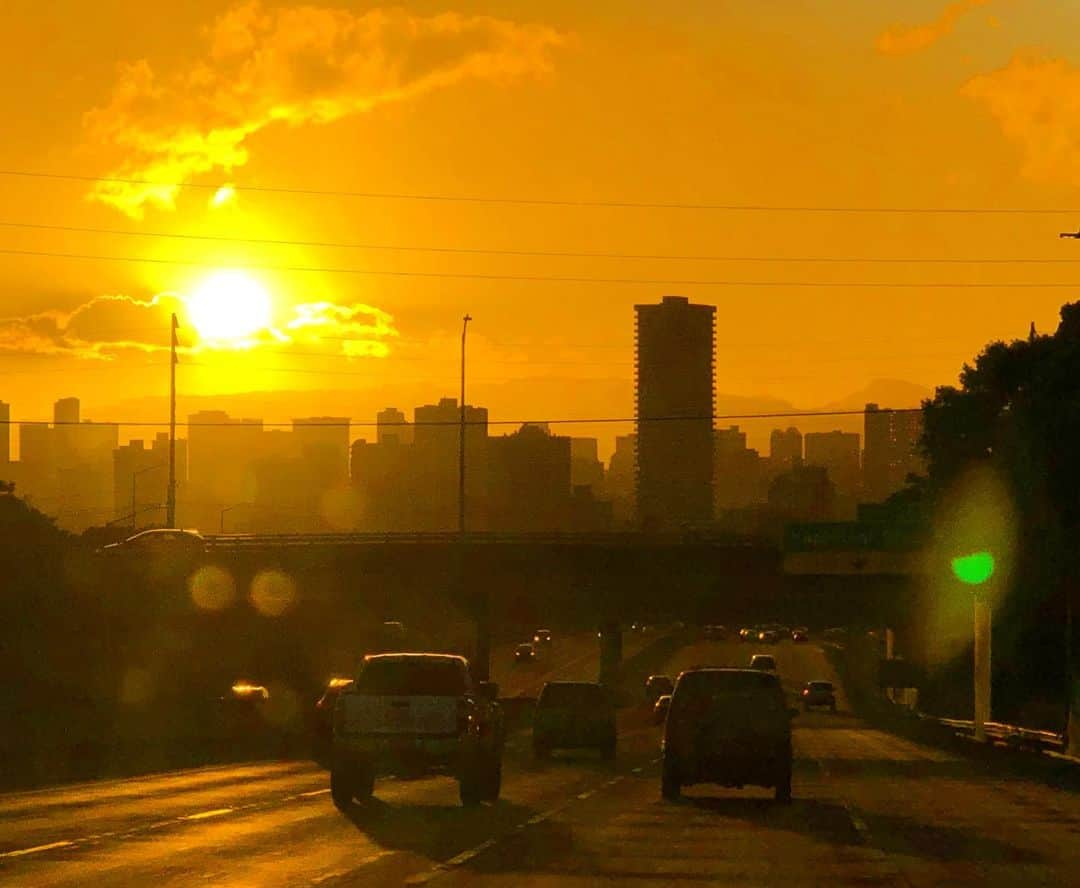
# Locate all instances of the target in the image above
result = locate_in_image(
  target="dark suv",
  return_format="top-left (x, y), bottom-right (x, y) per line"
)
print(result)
top-left (662, 668), bottom-right (794, 802)
top-left (533, 681), bottom-right (616, 760)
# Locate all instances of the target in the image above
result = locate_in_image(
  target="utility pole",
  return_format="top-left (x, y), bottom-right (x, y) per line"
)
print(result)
top-left (459, 314), bottom-right (471, 535)
top-left (166, 313), bottom-right (178, 529)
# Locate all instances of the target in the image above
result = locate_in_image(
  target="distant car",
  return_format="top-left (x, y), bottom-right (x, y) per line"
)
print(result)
top-left (749, 654), bottom-right (777, 672)
top-left (802, 680), bottom-right (837, 712)
top-left (533, 681), bottom-right (616, 760)
top-left (653, 694), bottom-right (672, 724)
top-left (703, 625), bottom-right (728, 641)
top-left (533, 629), bottom-right (553, 648)
top-left (99, 528), bottom-right (207, 555)
top-left (662, 668), bottom-right (794, 802)
top-left (792, 627), bottom-right (810, 643)
top-left (312, 677), bottom-right (354, 761)
top-left (645, 674), bottom-right (675, 703)
top-left (514, 643), bottom-right (537, 664)
top-left (757, 629), bottom-right (780, 645)
top-left (738, 627), bottom-right (755, 642)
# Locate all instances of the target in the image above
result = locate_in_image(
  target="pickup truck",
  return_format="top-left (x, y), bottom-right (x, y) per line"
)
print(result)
top-left (331, 653), bottom-right (503, 808)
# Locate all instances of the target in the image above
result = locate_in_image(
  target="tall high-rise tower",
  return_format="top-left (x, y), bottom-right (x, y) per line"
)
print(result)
top-left (634, 296), bottom-right (716, 529)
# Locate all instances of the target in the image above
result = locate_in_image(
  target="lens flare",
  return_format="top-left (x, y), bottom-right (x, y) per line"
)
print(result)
top-left (250, 569), bottom-right (296, 617)
top-left (189, 565), bottom-right (237, 611)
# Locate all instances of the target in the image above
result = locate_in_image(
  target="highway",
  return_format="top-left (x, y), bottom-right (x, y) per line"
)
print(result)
top-left (1, 634), bottom-right (1078, 886)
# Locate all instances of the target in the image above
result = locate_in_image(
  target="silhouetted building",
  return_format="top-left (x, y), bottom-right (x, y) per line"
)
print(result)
top-left (715, 425), bottom-right (767, 509)
top-left (351, 435), bottom-right (416, 531)
top-left (0, 401), bottom-right (9, 466)
top-left (768, 464), bottom-right (836, 523)
top-left (804, 430), bottom-right (861, 497)
top-left (863, 403), bottom-right (925, 502)
top-left (488, 424), bottom-right (571, 531)
top-left (570, 437), bottom-right (605, 491)
top-left (604, 434), bottom-right (636, 527)
top-left (769, 427), bottom-right (803, 474)
top-left (413, 398), bottom-right (488, 530)
top-left (52, 397), bottom-right (80, 475)
top-left (114, 439), bottom-right (167, 525)
top-left (187, 411), bottom-right (263, 530)
top-left (569, 484), bottom-right (615, 532)
top-left (17, 421), bottom-right (53, 508)
top-left (635, 296), bottom-right (715, 529)
top-left (377, 407), bottom-right (413, 445)
top-left (293, 417), bottom-right (350, 485)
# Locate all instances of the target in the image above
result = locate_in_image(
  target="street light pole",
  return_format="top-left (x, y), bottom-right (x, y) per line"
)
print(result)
top-left (973, 593), bottom-right (991, 742)
top-left (220, 502), bottom-right (253, 533)
top-left (131, 462), bottom-right (167, 531)
top-left (166, 313), bottom-right (178, 528)
top-left (459, 314), bottom-right (471, 536)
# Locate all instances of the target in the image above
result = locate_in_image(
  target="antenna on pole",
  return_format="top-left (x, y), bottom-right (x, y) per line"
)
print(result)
top-left (166, 313), bottom-right (178, 528)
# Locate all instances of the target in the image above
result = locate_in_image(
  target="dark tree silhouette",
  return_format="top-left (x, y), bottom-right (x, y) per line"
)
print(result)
top-left (921, 301), bottom-right (1080, 734)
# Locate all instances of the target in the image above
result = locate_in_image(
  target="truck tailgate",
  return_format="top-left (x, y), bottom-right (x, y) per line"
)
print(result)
top-left (342, 694), bottom-right (459, 735)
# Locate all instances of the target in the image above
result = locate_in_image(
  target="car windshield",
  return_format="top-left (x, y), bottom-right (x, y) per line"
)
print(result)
top-left (353, 658), bottom-right (467, 696)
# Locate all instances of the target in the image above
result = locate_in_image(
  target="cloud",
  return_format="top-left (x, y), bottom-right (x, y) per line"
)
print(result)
top-left (85, 2), bottom-right (568, 216)
top-left (0, 294), bottom-right (182, 360)
top-left (876, 0), bottom-right (989, 56)
top-left (962, 53), bottom-right (1080, 186)
top-left (0, 292), bottom-right (398, 361)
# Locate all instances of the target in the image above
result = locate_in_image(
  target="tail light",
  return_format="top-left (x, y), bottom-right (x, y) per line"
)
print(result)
top-left (801, 689), bottom-right (809, 696)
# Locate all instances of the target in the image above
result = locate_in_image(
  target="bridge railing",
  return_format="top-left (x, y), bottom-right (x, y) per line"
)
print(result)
top-left (924, 714), bottom-right (1065, 753)
top-left (205, 530), bottom-right (766, 547)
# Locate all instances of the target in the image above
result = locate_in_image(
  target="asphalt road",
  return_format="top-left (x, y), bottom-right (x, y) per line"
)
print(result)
top-left (2, 634), bottom-right (1078, 886)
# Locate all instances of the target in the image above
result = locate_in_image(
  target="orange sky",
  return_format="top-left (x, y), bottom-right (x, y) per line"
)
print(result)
top-left (2, 0), bottom-right (1080, 456)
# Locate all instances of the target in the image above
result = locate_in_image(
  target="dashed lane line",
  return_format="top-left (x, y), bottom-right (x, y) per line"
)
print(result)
top-left (180, 807), bottom-right (234, 822)
top-left (0, 840), bottom-right (75, 859)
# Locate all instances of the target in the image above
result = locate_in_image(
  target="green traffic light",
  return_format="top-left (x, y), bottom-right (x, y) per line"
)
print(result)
top-left (951, 551), bottom-right (995, 585)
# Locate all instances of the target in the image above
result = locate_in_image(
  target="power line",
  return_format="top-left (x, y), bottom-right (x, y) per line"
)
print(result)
top-left (2, 218), bottom-right (1077, 264)
top-left (3, 246), bottom-right (1079, 287)
top-left (1, 168), bottom-right (1077, 215)
top-left (0, 408), bottom-right (920, 429)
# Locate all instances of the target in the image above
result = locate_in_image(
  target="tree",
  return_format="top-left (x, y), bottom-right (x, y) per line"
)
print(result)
top-left (921, 302), bottom-right (1080, 747)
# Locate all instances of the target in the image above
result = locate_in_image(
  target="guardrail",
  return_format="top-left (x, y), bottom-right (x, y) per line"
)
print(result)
top-left (925, 715), bottom-right (1065, 753)
top-left (205, 531), bottom-right (768, 548)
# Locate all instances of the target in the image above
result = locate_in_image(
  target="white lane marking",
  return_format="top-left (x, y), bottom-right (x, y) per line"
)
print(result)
top-left (180, 807), bottom-right (234, 821)
top-left (631, 767), bottom-right (643, 774)
top-left (445, 838), bottom-right (497, 867)
top-left (577, 790), bottom-right (595, 800)
top-left (298, 789), bottom-right (331, 798)
top-left (526, 812), bottom-right (548, 825)
top-left (606, 777), bottom-right (622, 786)
top-left (0, 840), bottom-right (75, 858)
top-left (311, 852), bottom-right (393, 885)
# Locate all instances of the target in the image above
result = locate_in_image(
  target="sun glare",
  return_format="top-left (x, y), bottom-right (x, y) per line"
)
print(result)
top-left (210, 184), bottom-right (236, 208)
top-left (187, 270), bottom-right (272, 343)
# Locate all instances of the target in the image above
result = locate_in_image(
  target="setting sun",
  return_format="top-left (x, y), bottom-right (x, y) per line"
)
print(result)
top-left (186, 270), bottom-right (272, 343)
